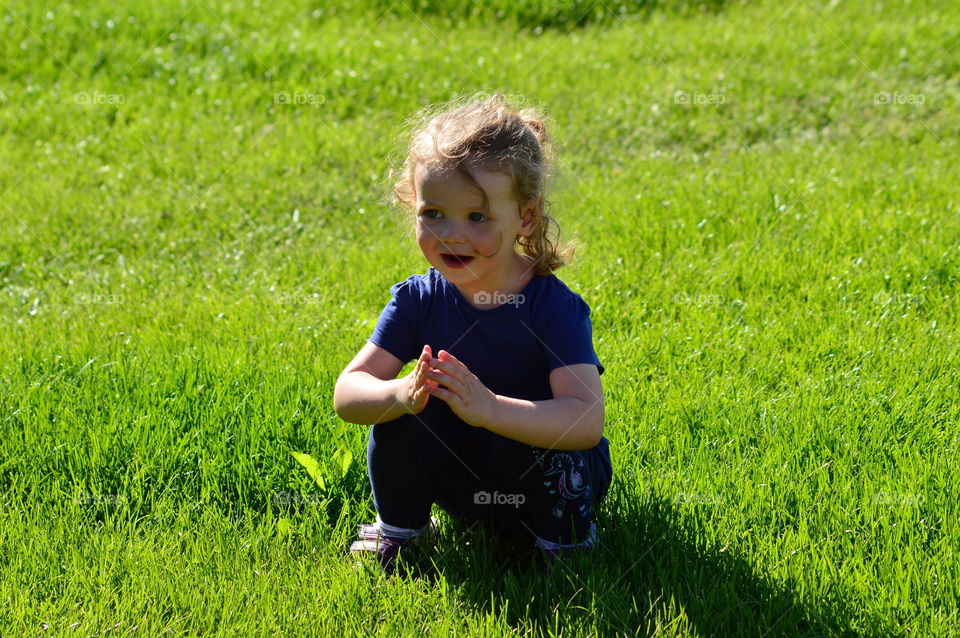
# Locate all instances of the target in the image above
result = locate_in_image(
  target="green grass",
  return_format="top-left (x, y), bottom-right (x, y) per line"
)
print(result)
top-left (2, 0), bottom-right (959, 635)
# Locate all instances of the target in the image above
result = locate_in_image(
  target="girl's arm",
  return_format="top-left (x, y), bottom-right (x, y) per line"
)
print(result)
top-left (334, 342), bottom-right (437, 425)
top-left (427, 351), bottom-right (605, 451)
top-left (487, 390), bottom-right (604, 451)
top-left (486, 362), bottom-right (604, 450)
top-left (334, 371), bottom-right (409, 425)
top-left (334, 341), bottom-right (409, 425)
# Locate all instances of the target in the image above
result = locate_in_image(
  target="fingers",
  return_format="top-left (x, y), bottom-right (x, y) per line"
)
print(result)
top-left (425, 362), bottom-right (459, 385)
top-left (428, 358), bottom-right (460, 377)
top-left (431, 350), bottom-right (463, 367)
top-left (412, 360), bottom-right (436, 410)
top-left (414, 345), bottom-right (435, 395)
top-left (420, 345), bottom-right (431, 368)
top-left (438, 349), bottom-right (460, 364)
top-left (421, 345), bottom-right (466, 387)
top-left (419, 345), bottom-right (432, 370)
top-left (426, 371), bottom-right (462, 400)
top-left (429, 385), bottom-right (455, 402)
top-left (416, 345), bottom-right (431, 376)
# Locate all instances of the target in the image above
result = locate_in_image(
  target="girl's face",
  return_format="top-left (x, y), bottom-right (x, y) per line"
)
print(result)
top-left (414, 162), bottom-right (536, 288)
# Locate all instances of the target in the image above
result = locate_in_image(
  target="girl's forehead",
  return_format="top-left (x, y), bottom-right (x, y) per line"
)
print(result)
top-left (414, 162), bottom-right (513, 201)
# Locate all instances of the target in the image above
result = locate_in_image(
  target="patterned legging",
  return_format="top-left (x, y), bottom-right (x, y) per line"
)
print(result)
top-left (366, 411), bottom-right (613, 545)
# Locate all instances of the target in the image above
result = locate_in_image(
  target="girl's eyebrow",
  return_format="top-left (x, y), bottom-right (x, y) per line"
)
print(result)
top-left (419, 201), bottom-right (489, 213)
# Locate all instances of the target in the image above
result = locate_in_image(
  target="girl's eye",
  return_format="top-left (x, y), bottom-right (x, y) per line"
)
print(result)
top-left (419, 209), bottom-right (485, 222)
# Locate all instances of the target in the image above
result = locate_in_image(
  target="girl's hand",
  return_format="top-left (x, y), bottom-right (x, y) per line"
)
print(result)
top-left (426, 350), bottom-right (499, 429)
top-left (398, 345), bottom-right (439, 415)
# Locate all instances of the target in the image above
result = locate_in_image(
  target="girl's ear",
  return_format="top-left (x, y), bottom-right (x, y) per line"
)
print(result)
top-left (517, 197), bottom-right (541, 237)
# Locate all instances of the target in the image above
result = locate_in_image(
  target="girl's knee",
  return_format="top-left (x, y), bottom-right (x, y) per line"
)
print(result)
top-left (502, 444), bottom-right (607, 543)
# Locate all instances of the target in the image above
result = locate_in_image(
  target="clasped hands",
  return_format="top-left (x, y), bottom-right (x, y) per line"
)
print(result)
top-left (398, 344), bottom-right (498, 429)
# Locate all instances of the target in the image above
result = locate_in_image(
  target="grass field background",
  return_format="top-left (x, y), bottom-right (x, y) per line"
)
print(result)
top-left (1, 0), bottom-right (958, 635)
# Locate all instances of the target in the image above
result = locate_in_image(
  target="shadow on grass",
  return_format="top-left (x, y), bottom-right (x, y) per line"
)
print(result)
top-left (358, 0), bottom-right (732, 31)
top-left (396, 491), bottom-right (895, 638)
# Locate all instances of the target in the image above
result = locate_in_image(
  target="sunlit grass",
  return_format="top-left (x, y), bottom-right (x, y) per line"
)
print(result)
top-left (1, 0), bottom-right (958, 635)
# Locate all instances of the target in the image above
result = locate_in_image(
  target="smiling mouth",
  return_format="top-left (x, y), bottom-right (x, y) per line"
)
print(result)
top-left (440, 253), bottom-right (475, 268)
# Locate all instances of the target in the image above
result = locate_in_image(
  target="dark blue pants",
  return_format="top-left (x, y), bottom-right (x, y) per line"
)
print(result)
top-left (366, 412), bottom-right (613, 545)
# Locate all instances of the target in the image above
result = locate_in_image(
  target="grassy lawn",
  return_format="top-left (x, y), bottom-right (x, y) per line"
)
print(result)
top-left (1, 0), bottom-right (958, 635)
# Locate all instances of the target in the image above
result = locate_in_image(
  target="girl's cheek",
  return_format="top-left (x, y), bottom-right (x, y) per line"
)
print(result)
top-left (418, 218), bottom-right (444, 237)
top-left (477, 224), bottom-right (504, 255)
top-left (415, 221), bottom-right (436, 243)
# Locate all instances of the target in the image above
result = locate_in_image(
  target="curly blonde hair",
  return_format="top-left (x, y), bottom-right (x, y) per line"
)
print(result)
top-left (386, 92), bottom-right (580, 276)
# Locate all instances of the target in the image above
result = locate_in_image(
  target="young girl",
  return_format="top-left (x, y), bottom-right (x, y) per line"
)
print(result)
top-left (333, 93), bottom-right (612, 572)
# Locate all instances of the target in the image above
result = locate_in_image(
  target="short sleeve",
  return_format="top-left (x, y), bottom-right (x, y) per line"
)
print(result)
top-left (540, 295), bottom-right (605, 376)
top-left (368, 279), bottom-right (419, 365)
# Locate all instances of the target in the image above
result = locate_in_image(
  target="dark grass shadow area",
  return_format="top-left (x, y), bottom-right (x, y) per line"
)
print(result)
top-left (394, 494), bottom-right (897, 637)
top-left (337, 0), bottom-right (732, 30)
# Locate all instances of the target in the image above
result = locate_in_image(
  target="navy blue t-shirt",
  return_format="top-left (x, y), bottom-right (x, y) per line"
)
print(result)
top-left (368, 266), bottom-right (603, 409)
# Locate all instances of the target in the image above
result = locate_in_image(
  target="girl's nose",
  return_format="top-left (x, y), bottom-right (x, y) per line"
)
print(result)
top-left (438, 225), bottom-right (468, 243)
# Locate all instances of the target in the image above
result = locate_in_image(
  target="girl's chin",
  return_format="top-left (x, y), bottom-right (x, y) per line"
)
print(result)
top-left (439, 265), bottom-right (475, 275)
